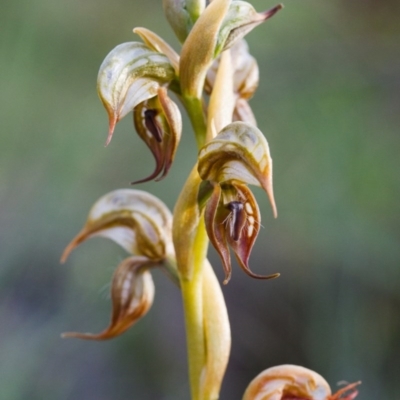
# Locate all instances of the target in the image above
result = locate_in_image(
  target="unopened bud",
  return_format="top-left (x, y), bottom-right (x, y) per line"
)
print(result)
top-left (162, 0), bottom-right (206, 43)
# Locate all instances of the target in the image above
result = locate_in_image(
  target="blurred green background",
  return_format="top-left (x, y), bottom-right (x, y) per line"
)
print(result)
top-left (1, 0), bottom-right (399, 398)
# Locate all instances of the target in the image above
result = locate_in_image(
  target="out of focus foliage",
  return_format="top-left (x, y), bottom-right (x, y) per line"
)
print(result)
top-left (0, 0), bottom-right (399, 399)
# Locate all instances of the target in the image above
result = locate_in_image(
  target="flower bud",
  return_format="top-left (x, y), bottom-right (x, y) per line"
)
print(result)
top-left (205, 182), bottom-right (279, 284)
top-left (133, 87), bottom-right (182, 183)
top-left (62, 256), bottom-right (155, 340)
top-left (162, 0), bottom-right (206, 43)
top-left (243, 365), bottom-right (361, 400)
top-left (61, 189), bottom-right (173, 263)
top-left (215, 2), bottom-right (283, 57)
top-left (198, 121), bottom-right (277, 218)
top-left (97, 42), bottom-right (176, 146)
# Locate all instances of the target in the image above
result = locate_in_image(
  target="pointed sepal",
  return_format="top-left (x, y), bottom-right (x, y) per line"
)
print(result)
top-left (61, 189), bottom-right (173, 262)
top-left (198, 121), bottom-right (277, 218)
top-left (97, 42), bottom-right (176, 146)
top-left (62, 256), bottom-right (155, 340)
top-left (132, 87), bottom-right (182, 183)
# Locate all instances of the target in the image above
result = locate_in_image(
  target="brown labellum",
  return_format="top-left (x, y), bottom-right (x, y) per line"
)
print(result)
top-left (62, 256), bottom-right (156, 340)
top-left (133, 87), bottom-right (182, 184)
top-left (205, 183), bottom-right (279, 284)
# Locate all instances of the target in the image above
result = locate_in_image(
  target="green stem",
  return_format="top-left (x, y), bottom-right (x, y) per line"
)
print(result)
top-left (183, 96), bottom-right (207, 148)
top-left (176, 90), bottom-right (209, 399)
top-left (181, 218), bottom-right (209, 400)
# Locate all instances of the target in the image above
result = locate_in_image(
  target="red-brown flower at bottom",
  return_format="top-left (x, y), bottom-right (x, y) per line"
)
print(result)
top-left (243, 365), bottom-right (360, 400)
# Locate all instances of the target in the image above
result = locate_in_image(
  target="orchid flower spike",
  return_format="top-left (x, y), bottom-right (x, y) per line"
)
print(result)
top-left (61, 189), bottom-right (176, 340)
top-left (198, 122), bottom-right (279, 283)
top-left (243, 365), bottom-right (361, 400)
top-left (97, 42), bottom-right (176, 146)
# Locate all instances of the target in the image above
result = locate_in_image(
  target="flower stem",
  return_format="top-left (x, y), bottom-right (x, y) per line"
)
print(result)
top-left (181, 217), bottom-right (209, 400)
top-left (183, 96), bottom-right (207, 149)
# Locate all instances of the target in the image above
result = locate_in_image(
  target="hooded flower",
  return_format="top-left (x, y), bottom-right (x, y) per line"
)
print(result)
top-left (198, 121), bottom-right (279, 283)
top-left (61, 189), bottom-right (176, 339)
top-left (97, 41), bottom-right (177, 146)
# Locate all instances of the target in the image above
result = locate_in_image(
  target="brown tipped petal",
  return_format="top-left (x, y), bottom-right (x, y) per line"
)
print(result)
top-left (105, 115), bottom-right (118, 147)
top-left (60, 228), bottom-right (89, 263)
top-left (261, 4), bottom-right (284, 21)
top-left (216, 3), bottom-right (284, 55)
top-left (204, 184), bottom-right (232, 284)
top-left (62, 257), bottom-right (155, 340)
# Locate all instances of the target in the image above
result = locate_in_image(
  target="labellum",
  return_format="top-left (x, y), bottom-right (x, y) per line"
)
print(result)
top-left (62, 256), bottom-right (156, 340)
top-left (133, 87), bottom-right (182, 183)
top-left (205, 183), bottom-right (279, 284)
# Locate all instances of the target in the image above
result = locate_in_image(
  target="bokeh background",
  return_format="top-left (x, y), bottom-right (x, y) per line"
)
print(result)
top-left (1, 0), bottom-right (399, 398)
